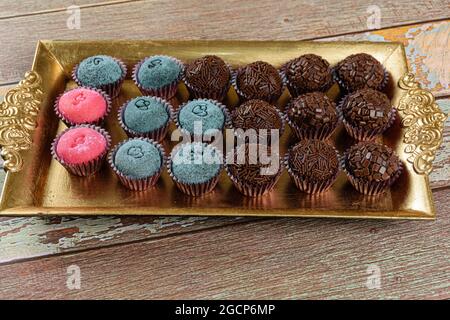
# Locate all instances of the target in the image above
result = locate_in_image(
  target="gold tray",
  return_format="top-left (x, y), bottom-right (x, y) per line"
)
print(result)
top-left (0, 40), bottom-right (447, 219)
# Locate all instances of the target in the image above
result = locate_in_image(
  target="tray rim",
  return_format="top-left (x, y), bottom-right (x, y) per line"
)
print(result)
top-left (0, 40), bottom-right (446, 219)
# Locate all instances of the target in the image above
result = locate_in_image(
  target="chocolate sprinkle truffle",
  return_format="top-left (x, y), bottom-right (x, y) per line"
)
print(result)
top-left (334, 53), bottom-right (386, 92)
top-left (232, 99), bottom-right (283, 132)
top-left (282, 54), bottom-right (333, 96)
top-left (343, 141), bottom-right (402, 195)
top-left (183, 55), bottom-right (231, 101)
top-left (339, 88), bottom-right (394, 141)
top-left (286, 139), bottom-right (339, 193)
top-left (234, 61), bottom-right (283, 103)
top-left (226, 143), bottom-right (283, 197)
top-left (286, 92), bottom-right (338, 140)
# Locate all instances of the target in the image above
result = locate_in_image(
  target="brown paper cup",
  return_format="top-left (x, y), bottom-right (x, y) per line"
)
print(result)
top-left (118, 96), bottom-right (174, 142)
top-left (133, 55), bottom-right (184, 100)
top-left (337, 97), bottom-right (396, 141)
top-left (284, 146), bottom-right (340, 194)
top-left (108, 138), bottom-right (166, 191)
top-left (341, 150), bottom-right (403, 195)
top-left (51, 125), bottom-right (111, 176)
top-left (72, 57), bottom-right (127, 99)
top-left (167, 143), bottom-right (223, 196)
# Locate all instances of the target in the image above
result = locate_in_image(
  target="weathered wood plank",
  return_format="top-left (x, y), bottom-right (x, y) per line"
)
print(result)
top-left (0, 188), bottom-right (448, 299)
top-left (328, 20), bottom-right (450, 97)
top-left (0, 0), bottom-right (127, 19)
top-left (0, 0), bottom-right (449, 84)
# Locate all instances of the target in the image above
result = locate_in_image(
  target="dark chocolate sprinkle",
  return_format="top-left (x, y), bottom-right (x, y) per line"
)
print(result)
top-left (335, 53), bottom-right (385, 91)
top-left (345, 142), bottom-right (400, 182)
top-left (185, 55), bottom-right (230, 93)
top-left (287, 92), bottom-right (337, 130)
top-left (288, 140), bottom-right (339, 182)
top-left (236, 61), bottom-right (282, 101)
top-left (228, 143), bottom-right (280, 185)
top-left (232, 99), bottom-right (282, 130)
top-left (284, 54), bottom-right (332, 94)
top-left (341, 88), bottom-right (391, 130)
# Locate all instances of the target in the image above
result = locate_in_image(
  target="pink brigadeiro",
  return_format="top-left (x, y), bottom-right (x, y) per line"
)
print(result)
top-left (55, 87), bottom-right (111, 126)
top-left (52, 125), bottom-right (111, 176)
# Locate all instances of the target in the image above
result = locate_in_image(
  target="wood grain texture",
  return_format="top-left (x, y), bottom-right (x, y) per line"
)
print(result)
top-left (0, 0), bottom-right (449, 84)
top-left (0, 0), bottom-right (132, 19)
top-left (0, 188), bottom-right (448, 299)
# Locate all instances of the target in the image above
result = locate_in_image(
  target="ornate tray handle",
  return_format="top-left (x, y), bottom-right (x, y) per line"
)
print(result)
top-left (0, 71), bottom-right (43, 172)
top-left (398, 73), bottom-right (448, 175)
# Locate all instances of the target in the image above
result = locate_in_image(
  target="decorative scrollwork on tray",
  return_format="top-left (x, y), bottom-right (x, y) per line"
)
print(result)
top-left (0, 71), bottom-right (43, 172)
top-left (397, 73), bottom-right (447, 175)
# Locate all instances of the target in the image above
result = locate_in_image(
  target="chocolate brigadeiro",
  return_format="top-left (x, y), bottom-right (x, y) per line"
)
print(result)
top-left (232, 99), bottom-right (284, 143)
top-left (338, 88), bottom-right (395, 141)
top-left (281, 54), bottom-right (333, 97)
top-left (333, 53), bottom-right (388, 92)
top-left (285, 139), bottom-right (340, 194)
top-left (343, 141), bottom-right (402, 195)
top-left (232, 61), bottom-right (283, 103)
top-left (183, 55), bottom-right (232, 101)
top-left (226, 143), bottom-right (284, 197)
top-left (286, 92), bottom-right (338, 140)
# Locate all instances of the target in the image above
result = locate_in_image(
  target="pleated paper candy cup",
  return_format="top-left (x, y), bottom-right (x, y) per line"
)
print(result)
top-left (284, 145), bottom-right (340, 194)
top-left (341, 149), bottom-right (403, 196)
top-left (167, 143), bottom-right (223, 197)
top-left (337, 96), bottom-right (396, 141)
top-left (108, 137), bottom-right (166, 191)
top-left (118, 96), bottom-right (174, 142)
top-left (72, 57), bottom-right (127, 99)
top-left (51, 125), bottom-right (111, 177)
top-left (133, 55), bottom-right (184, 100)
top-left (224, 147), bottom-right (284, 197)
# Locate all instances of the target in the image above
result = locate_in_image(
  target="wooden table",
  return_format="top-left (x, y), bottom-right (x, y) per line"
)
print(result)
top-left (0, 0), bottom-right (448, 299)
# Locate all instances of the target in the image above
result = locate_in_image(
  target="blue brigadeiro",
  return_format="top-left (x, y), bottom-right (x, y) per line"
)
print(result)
top-left (114, 139), bottom-right (162, 179)
top-left (178, 99), bottom-right (225, 134)
top-left (137, 55), bottom-right (182, 89)
top-left (171, 143), bottom-right (222, 184)
top-left (123, 96), bottom-right (169, 133)
top-left (77, 55), bottom-right (123, 87)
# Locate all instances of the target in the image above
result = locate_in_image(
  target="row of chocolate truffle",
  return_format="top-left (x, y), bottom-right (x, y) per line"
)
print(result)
top-left (54, 86), bottom-right (393, 146)
top-left (285, 88), bottom-right (394, 142)
top-left (51, 126), bottom-right (402, 197)
top-left (72, 52), bottom-right (388, 103)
